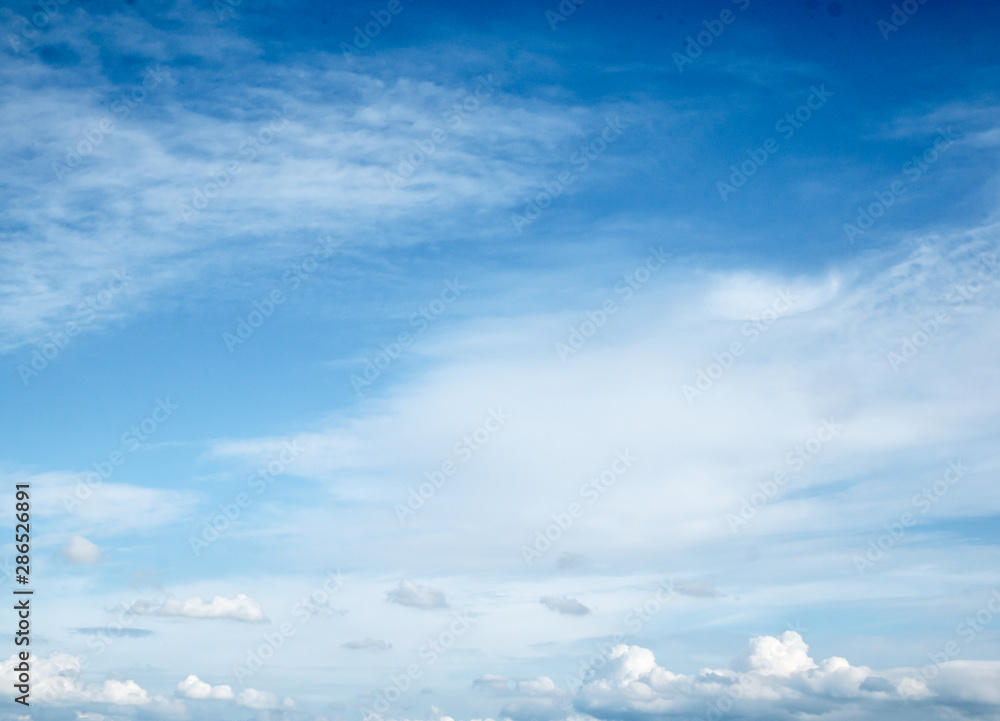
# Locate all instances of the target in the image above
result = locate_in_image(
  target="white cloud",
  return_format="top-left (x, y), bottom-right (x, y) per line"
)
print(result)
top-left (134, 593), bottom-right (266, 622)
top-left (0, 652), bottom-right (163, 707)
top-left (540, 596), bottom-right (590, 616)
top-left (0, 9), bottom-right (629, 354)
top-left (60, 535), bottom-right (102, 564)
top-left (386, 580), bottom-right (448, 610)
top-left (236, 688), bottom-right (294, 710)
top-left (176, 674), bottom-right (235, 700)
top-left (569, 632), bottom-right (1000, 720)
top-left (92, 679), bottom-right (151, 706)
top-left (175, 675), bottom-right (290, 712)
top-left (207, 235), bottom-right (1000, 607)
top-left (739, 630), bottom-right (817, 676)
top-left (9, 470), bottom-right (199, 534)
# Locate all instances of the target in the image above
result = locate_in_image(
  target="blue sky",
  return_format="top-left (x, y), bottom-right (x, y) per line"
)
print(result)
top-left (2, 0), bottom-right (1000, 719)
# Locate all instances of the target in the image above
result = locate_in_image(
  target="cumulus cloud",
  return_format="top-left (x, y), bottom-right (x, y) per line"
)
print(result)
top-left (0, 652), bottom-right (167, 707)
top-left (570, 632), bottom-right (1000, 720)
top-left (386, 580), bottom-right (448, 609)
top-left (343, 637), bottom-right (392, 650)
top-left (540, 596), bottom-right (590, 616)
top-left (174, 675), bottom-right (290, 711)
top-left (92, 679), bottom-right (152, 706)
top-left (60, 535), bottom-right (102, 564)
top-left (176, 675), bottom-right (235, 700)
top-left (236, 688), bottom-right (294, 710)
top-left (132, 593), bottom-right (266, 622)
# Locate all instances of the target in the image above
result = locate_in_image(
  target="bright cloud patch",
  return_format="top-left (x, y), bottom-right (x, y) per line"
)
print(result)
top-left (236, 688), bottom-right (294, 710)
top-left (0, 652), bottom-right (159, 706)
top-left (570, 632), bottom-right (1000, 720)
top-left (60, 535), bottom-right (102, 564)
top-left (133, 593), bottom-right (266, 622)
top-left (175, 674), bottom-right (235, 700)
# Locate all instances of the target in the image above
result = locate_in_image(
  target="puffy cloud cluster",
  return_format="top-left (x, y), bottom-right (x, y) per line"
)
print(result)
top-left (570, 632), bottom-right (1000, 720)
top-left (472, 632), bottom-right (1000, 721)
top-left (0, 652), bottom-right (166, 708)
top-left (175, 675), bottom-right (234, 700)
top-left (175, 674), bottom-right (291, 710)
